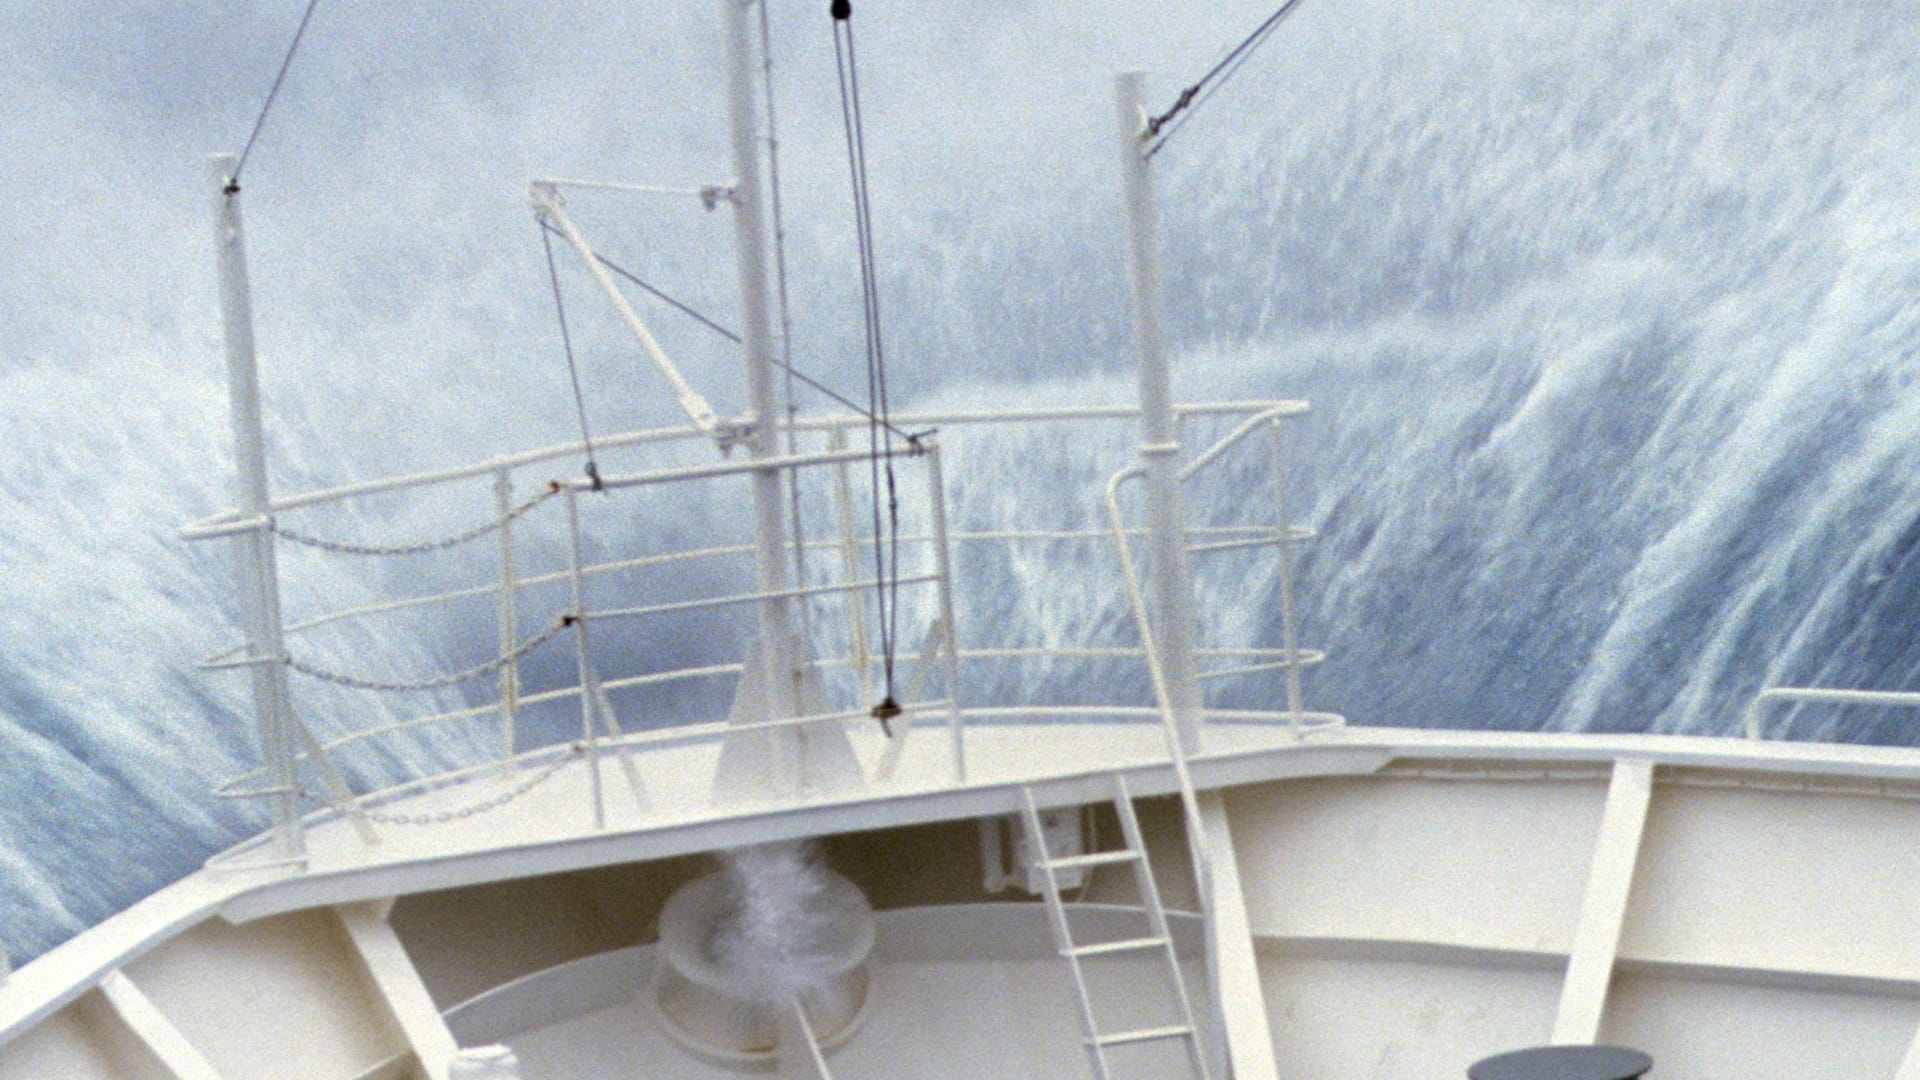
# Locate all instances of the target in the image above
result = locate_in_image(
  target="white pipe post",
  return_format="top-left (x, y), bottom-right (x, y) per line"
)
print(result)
top-left (828, 426), bottom-right (875, 702)
top-left (1116, 74), bottom-right (1204, 754)
top-left (723, 0), bottom-right (807, 794)
top-left (210, 153), bottom-right (303, 860)
top-left (924, 440), bottom-right (968, 781)
top-left (562, 487), bottom-right (605, 829)
top-left (493, 467), bottom-right (521, 765)
top-left (1268, 421), bottom-right (1306, 733)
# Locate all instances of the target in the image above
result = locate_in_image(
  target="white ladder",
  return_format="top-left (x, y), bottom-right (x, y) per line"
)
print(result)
top-left (1020, 774), bottom-right (1212, 1080)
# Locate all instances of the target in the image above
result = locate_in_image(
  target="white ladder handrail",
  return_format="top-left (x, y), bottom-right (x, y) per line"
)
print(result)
top-left (1105, 464), bottom-right (1218, 926)
top-left (1021, 779), bottom-right (1213, 1080)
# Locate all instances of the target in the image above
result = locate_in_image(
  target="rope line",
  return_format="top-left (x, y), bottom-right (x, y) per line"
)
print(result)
top-left (540, 221), bottom-right (604, 490)
top-left (230, 0), bottom-right (325, 189)
top-left (287, 618), bottom-right (568, 693)
top-left (273, 486), bottom-right (558, 556)
top-left (540, 224), bottom-right (926, 444)
top-left (832, 0), bottom-right (904, 719)
top-left (1145, 0), bottom-right (1310, 158)
top-left (780, 366), bottom-right (924, 445)
top-left (540, 222), bottom-right (742, 344)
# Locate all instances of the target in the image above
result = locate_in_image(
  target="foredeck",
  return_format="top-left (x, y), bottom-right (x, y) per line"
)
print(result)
top-left (218, 709), bottom-right (1920, 924)
top-left (217, 712), bottom-right (1368, 922)
top-left (0, 712), bottom-right (1346, 1048)
top-left (16, 720), bottom-right (1920, 1078)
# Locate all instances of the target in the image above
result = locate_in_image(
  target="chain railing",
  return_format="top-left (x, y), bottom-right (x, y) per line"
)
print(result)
top-left (185, 401), bottom-right (1335, 858)
top-left (271, 485), bottom-right (561, 556)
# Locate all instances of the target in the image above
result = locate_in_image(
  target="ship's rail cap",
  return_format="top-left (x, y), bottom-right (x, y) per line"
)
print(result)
top-left (181, 400), bottom-right (1308, 531)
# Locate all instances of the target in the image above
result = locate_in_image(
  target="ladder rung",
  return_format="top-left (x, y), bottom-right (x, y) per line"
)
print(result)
top-left (1093, 1024), bottom-right (1196, 1048)
top-left (1042, 849), bottom-right (1141, 871)
top-left (1066, 936), bottom-right (1168, 958)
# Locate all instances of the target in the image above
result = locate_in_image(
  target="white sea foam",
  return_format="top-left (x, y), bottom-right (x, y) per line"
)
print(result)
top-left (702, 843), bottom-right (860, 1001)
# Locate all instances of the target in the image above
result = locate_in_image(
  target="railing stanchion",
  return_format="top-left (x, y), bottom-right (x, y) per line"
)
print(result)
top-left (494, 467), bottom-right (521, 767)
top-left (209, 152), bottom-right (304, 864)
top-left (563, 486), bottom-right (604, 829)
top-left (1269, 419), bottom-right (1305, 734)
top-left (184, 401), bottom-right (1336, 845)
top-left (924, 439), bottom-right (967, 781)
top-left (829, 426), bottom-right (875, 702)
top-left (1118, 72), bottom-right (1204, 755)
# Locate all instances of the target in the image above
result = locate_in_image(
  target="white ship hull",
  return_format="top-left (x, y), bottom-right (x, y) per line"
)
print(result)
top-left (6, 723), bottom-right (1919, 1078)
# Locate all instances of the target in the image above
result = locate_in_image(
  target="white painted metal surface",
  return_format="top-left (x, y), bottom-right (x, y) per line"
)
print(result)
top-left (96, 971), bottom-right (222, 1080)
top-left (338, 902), bottom-right (459, 1080)
top-left (208, 152), bottom-right (300, 863)
top-left (1551, 759), bottom-right (1652, 1044)
top-left (720, 0), bottom-right (819, 804)
top-left (448, 1045), bottom-right (520, 1080)
top-left (1747, 686), bottom-right (1920, 739)
top-left (1022, 776), bottom-right (1210, 1079)
top-left (527, 185), bottom-right (721, 437)
top-left (1116, 71), bottom-right (1203, 758)
top-left (1196, 792), bottom-right (1278, 1080)
top-left (16, 728), bottom-right (1920, 1078)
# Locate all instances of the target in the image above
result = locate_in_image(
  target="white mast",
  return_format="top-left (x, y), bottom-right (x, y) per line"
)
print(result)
top-left (1116, 74), bottom-right (1204, 754)
top-left (716, 0), bottom-right (858, 798)
top-left (209, 153), bottom-right (303, 859)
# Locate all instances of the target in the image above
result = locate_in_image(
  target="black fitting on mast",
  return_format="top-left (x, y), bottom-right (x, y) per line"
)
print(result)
top-left (871, 696), bottom-right (901, 736)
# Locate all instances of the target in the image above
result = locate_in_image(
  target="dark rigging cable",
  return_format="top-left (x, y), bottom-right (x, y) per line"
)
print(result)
top-left (1144, 0), bottom-right (1310, 159)
top-left (832, 0), bottom-right (904, 728)
top-left (540, 222), bottom-right (741, 343)
top-left (230, 0), bottom-right (325, 189)
top-left (539, 222), bottom-right (603, 490)
top-left (536, 222), bottom-right (927, 445)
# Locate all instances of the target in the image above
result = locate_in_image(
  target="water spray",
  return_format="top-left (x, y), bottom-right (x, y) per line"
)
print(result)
top-left (649, 842), bottom-right (876, 1069)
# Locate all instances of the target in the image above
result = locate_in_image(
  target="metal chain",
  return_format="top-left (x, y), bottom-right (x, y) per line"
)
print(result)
top-left (274, 485), bottom-right (559, 557)
top-left (360, 743), bottom-right (585, 826)
top-left (286, 617), bottom-right (569, 692)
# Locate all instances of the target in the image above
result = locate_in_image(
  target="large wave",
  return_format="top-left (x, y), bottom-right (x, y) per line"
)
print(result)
top-left (5, 0), bottom-right (1918, 964)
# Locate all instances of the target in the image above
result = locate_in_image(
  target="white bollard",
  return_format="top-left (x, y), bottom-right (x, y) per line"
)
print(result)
top-left (448, 1045), bottom-right (521, 1080)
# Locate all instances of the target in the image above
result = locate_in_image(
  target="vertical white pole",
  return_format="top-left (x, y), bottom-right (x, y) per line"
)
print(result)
top-left (563, 486), bottom-right (605, 829)
top-left (1268, 421), bottom-right (1306, 733)
top-left (924, 441), bottom-right (967, 781)
top-left (493, 467), bottom-right (521, 765)
top-left (209, 153), bottom-right (303, 860)
top-left (828, 426), bottom-right (874, 702)
top-left (725, 0), bottom-right (804, 791)
top-left (1116, 74), bottom-right (1204, 754)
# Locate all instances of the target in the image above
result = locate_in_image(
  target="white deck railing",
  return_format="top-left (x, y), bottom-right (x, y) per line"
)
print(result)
top-left (185, 400), bottom-right (1336, 855)
top-left (1745, 687), bottom-right (1920, 740)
